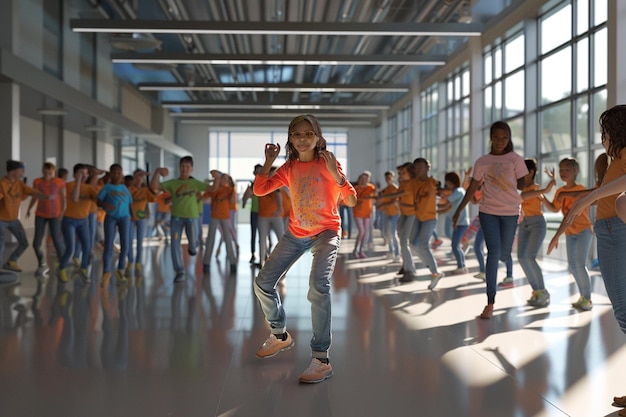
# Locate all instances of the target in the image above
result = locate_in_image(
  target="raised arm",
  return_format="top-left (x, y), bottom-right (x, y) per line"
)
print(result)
top-left (150, 167), bottom-right (168, 193)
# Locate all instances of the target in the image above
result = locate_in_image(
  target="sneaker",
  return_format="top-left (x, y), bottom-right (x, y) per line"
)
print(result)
top-left (3, 260), bottom-right (22, 272)
top-left (473, 272), bottom-right (485, 281)
top-left (58, 268), bottom-right (69, 283)
top-left (298, 358), bottom-right (333, 384)
top-left (79, 268), bottom-right (91, 284)
top-left (358, 252), bottom-right (367, 259)
top-left (572, 296), bottom-right (593, 311)
top-left (174, 272), bottom-right (185, 283)
top-left (116, 270), bottom-right (127, 285)
top-left (527, 290), bottom-right (540, 306)
top-left (399, 272), bottom-right (415, 283)
top-left (498, 276), bottom-right (514, 289)
top-left (450, 267), bottom-right (468, 275)
top-left (431, 238), bottom-right (443, 250)
top-left (428, 272), bottom-right (444, 290)
top-left (256, 332), bottom-right (294, 358)
top-left (72, 257), bottom-right (80, 267)
top-left (125, 263), bottom-right (133, 275)
top-left (35, 265), bottom-right (49, 276)
top-left (135, 263), bottom-right (143, 275)
top-left (392, 255), bottom-right (401, 263)
top-left (397, 267), bottom-right (405, 275)
top-left (534, 289), bottom-right (550, 307)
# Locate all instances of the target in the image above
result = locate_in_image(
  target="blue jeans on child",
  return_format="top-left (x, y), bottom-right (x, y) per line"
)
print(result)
top-left (383, 213), bottom-right (400, 257)
top-left (0, 219), bottom-right (28, 265)
top-left (170, 216), bottom-right (199, 274)
top-left (517, 215), bottom-right (547, 291)
top-left (479, 213), bottom-right (518, 304)
top-left (61, 217), bottom-right (91, 269)
top-left (451, 225), bottom-right (468, 268)
top-left (128, 218), bottom-right (146, 266)
top-left (565, 228), bottom-right (593, 299)
top-left (254, 229), bottom-right (340, 359)
top-left (411, 219), bottom-right (438, 274)
top-left (33, 216), bottom-right (65, 267)
top-left (103, 215), bottom-right (131, 274)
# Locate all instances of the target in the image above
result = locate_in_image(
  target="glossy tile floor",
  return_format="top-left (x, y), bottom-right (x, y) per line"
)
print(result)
top-left (1, 225), bottom-right (625, 417)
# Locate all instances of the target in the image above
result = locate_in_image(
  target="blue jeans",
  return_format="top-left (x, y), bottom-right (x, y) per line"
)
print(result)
top-left (74, 212), bottom-right (97, 261)
top-left (128, 219), bottom-right (146, 265)
top-left (517, 215), bottom-right (547, 291)
top-left (595, 217), bottom-right (626, 333)
top-left (451, 225), bottom-right (468, 268)
top-left (479, 213), bottom-right (518, 304)
top-left (566, 228), bottom-right (593, 299)
top-left (444, 214), bottom-right (453, 240)
top-left (0, 219), bottom-right (28, 265)
top-left (339, 205), bottom-right (352, 238)
top-left (397, 214), bottom-right (416, 274)
top-left (474, 228), bottom-right (513, 276)
top-left (170, 216), bottom-right (198, 274)
top-left (254, 229), bottom-right (340, 358)
top-left (103, 215), bottom-right (131, 274)
top-left (61, 217), bottom-right (91, 269)
top-left (383, 213), bottom-right (400, 257)
top-left (33, 216), bottom-right (65, 267)
top-left (203, 218), bottom-right (237, 266)
top-left (411, 219), bottom-right (438, 274)
top-left (250, 211), bottom-right (259, 254)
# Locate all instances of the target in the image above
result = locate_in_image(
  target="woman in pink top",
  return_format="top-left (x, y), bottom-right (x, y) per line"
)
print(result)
top-left (252, 114), bottom-right (357, 384)
top-left (452, 121), bottom-right (528, 319)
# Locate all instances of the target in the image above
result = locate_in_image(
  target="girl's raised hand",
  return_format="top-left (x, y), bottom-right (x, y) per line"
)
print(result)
top-left (319, 150), bottom-right (338, 173)
top-left (264, 143), bottom-right (281, 163)
top-left (544, 167), bottom-right (555, 180)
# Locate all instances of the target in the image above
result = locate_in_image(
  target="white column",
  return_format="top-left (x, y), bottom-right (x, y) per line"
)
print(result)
top-left (607, 0), bottom-right (626, 106)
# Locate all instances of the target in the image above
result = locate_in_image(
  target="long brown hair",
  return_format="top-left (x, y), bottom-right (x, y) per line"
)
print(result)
top-left (599, 105), bottom-right (626, 159)
top-left (285, 114), bottom-right (328, 162)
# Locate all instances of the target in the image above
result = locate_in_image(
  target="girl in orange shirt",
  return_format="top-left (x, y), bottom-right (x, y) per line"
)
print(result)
top-left (202, 170), bottom-right (237, 273)
top-left (544, 157), bottom-right (594, 311)
top-left (127, 170), bottom-right (156, 275)
top-left (517, 159), bottom-right (555, 307)
top-left (352, 172), bottom-right (376, 258)
top-left (252, 114), bottom-right (356, 384)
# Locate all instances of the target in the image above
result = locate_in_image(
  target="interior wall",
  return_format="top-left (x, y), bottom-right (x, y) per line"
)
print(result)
top-left (176, 124), bottom-right (209, 180)
top-left (346, 127), bottom-right (376, 182)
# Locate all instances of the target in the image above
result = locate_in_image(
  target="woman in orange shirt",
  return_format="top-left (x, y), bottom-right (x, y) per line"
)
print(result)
top-left (352, 171), bottom-right (376, 258)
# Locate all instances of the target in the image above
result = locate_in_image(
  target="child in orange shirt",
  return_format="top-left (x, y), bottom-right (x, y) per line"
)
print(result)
top-left (27, 162), bottom-right (67, 275)
top-left (202, 170), bottom-right (237, 273)
top-left (352, 171), bottom-right (376, 258)
top-left (127, 170), bottom-right (156, 275)
top-left (544, 158), bottom-right (594, 311)
top-left (257, 167), bottom-right (285, 267)
top-left (0, 160), bottom-right (47, 274)
top-left (252, 114), bottom-right (356, 384)
top-left (59, 164), bottom-right (99, 283)
top-left (411, 158), bottom-right (444, 289)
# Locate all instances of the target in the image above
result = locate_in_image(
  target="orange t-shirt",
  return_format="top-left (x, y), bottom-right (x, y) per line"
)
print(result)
top-left (130, 185), bottom-right (156, 221)
top-left (353, 183), bottom-right (376, 219)
top-left (156, 192), bottom-right (171, 213)
top-left (0, 177), bottom-right (36, 221)
top-left (254, 158), bottom-right (356, 238)
top-left (553, 184), bottom-right (592, 234)
top-left (280, 188), bottom-right (291, 217)
top-left (32, 177), bottom-right (66, 218)
top-left (597, 148), bottom-right (626, 220)
top-left (379, 184), bottom-right (399, 216)
top-left (414, 177), bottom-right (439, 221)
top-left (521, 184), bottom-right (544, 217)
top-left (397, 178), bottom-right (418, 216)
top-left (209, 185), bottom-right (234, 220)
top-left (64, 181), bottom-right (98, 219)
top-left (258, 190), bottom-right (281, 217)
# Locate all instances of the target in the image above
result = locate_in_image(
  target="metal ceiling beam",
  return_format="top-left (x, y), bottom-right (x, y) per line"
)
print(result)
top-left (169, 111), bottom-right (379, 118)
top-left (161, 102), bottom-right (390, 110)
top-left (71, 19), bottom-right (483, 36)
top-left (138, 82), bottom-right (410, 93)
top-left (112, 52), bottom-right (447, 66)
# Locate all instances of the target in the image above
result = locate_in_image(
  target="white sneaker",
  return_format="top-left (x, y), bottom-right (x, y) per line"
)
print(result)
top-left (392, 255), bottom-right (401, 263)
top-left (298, 358), bottom-right (333, 383)
top-left (428, 272), bottom-right (444, 290)
top-left (473, 272), bottom-right (485, 281)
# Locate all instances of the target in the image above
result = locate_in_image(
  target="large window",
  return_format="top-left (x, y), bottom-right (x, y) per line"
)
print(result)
top-left (538, 0), bottom-right (607, 187)
top-left (418, 84), bottom-right (439, 172)
top-left (442, 65), bottom-right (471, 175)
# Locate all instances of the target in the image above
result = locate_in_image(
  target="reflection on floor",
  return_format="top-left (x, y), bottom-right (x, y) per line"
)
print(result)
top-left (0, 225), bottom-right (623, 417)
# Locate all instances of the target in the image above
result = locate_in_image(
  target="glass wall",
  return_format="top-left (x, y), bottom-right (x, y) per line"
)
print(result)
top-left (442, 65), bottom-right (471, 176)
top-left (418, 84), bottom-right (439, 173)
top-left (538, 0), bottom-right (607, 187)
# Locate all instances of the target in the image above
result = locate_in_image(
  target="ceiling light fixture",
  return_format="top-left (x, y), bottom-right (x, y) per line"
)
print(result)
top-left (112, 53), bottom-right (446, 66)
top-left (139, 83), bottom-right (410, 93)
top-left (36, 107), bottom-right (67, 116)
top-left (71, 20), bottom-right (483, 37)
top-left (168, 112), bottom-right (379, 118)
top-left (161, 103), bottom-right (390, 110)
